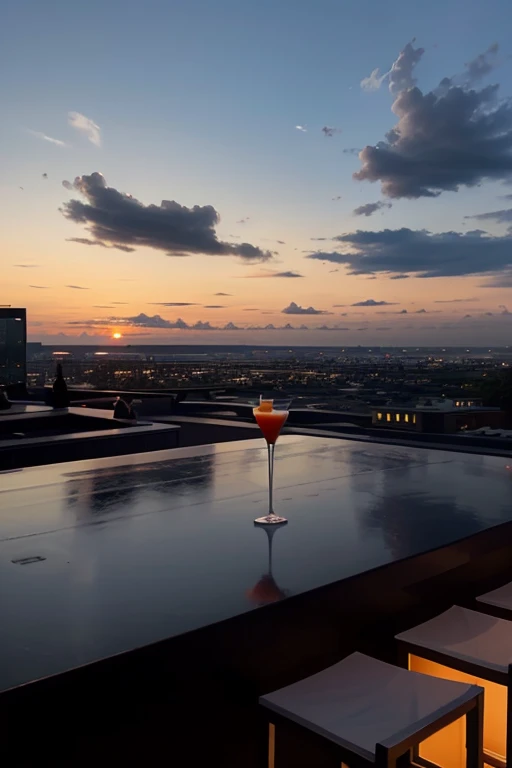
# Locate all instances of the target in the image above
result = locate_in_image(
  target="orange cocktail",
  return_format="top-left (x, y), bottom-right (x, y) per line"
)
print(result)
top-left (253, 397), bottom-right (290, 525)
top-left (253, 401), bottom-right (289, 444)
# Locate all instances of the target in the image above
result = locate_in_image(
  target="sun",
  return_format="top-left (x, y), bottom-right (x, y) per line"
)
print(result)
top-left (112, 332), bottom-right (122, 340)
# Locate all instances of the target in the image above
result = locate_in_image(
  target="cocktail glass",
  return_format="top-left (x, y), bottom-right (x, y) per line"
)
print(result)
top-left (253, 396), bottom-right (291, 525)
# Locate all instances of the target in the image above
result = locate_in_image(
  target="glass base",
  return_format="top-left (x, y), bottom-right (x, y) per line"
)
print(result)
top-left (254, 514), bottom-right (288, 525)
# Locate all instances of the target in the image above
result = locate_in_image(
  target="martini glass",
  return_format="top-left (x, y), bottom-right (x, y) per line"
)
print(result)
top-left (253, 396), bottom-right (291, 525)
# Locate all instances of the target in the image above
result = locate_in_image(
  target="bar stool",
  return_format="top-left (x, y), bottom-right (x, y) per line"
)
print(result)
top-left (259, 652), bottom-right (483, 768)
top-left (477, 580), bottom-right (512, 621)
top-left (396, 605), bottom-right (512, 768)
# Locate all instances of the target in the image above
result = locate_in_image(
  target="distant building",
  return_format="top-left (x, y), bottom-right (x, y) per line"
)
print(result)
top-left (0, 308), bottom-right (26, 390)
top-left (371, 398), bottom-right (502, 434)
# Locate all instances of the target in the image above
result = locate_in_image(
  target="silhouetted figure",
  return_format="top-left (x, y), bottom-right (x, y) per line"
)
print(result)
top-left (113, 395), bottom-right (137, 421)
top-left (0, 389), bottom-right (11, 410)
top-left (52, 363), bottom-right (70, 408)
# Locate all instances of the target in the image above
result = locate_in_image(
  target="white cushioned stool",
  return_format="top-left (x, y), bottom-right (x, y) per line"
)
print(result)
top-left (397, 605), bottom-right (512, 768)
top-left (259, 651), bottom-right (483, 768)
top-left (477, 580), bottom-right (512, 621)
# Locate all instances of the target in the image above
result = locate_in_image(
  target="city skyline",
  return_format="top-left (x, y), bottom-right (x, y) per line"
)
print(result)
top-left (3, 0), bottom-right (512, 345)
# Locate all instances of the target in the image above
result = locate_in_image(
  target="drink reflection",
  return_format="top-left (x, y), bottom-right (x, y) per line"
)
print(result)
top-left (246, 522), bottom-right (288, 606)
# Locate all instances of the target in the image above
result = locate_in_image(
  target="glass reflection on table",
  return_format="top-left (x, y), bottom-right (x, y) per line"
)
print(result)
top-left (246, 521), bottom-right (288, 606)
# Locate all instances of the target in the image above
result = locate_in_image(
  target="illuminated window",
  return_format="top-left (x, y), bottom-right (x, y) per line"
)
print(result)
top-left (377, 412), bottom-right (383, 421)
top-left (404, 414), bottom-right (409, 423)
top-left (386, 413), bottom-right (391, 422)
top-left (413, 414), bottom-right (417, 424)
top-left (395, 413), bottom-right (400, 422)
top-left (456, 401), bottom-right (460, 407)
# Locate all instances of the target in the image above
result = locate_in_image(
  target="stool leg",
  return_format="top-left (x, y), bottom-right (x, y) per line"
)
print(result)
top-left (466, 692), bottom-right (483, 768)
top-left (507, 670), bottom-right (512, 768)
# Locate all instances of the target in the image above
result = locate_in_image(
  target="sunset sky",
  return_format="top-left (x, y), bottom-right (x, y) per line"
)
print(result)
top-left (3, 0), bottom-right (512, 345)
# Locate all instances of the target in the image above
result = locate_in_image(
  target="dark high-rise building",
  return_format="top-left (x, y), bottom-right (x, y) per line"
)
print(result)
top-left (0, 308), bottom-right (27, 389)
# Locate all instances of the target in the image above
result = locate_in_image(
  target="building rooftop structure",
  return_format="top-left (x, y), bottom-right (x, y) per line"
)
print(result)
top-left (2, 434), bottom-right (512, 765)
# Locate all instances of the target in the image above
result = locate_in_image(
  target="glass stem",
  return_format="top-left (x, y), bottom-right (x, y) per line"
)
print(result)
top-left (267, 442), bottom-right (275, 516)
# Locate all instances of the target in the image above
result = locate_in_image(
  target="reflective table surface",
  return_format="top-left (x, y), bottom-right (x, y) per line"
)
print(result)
top-left (1, 435), bottom-right (511, 693)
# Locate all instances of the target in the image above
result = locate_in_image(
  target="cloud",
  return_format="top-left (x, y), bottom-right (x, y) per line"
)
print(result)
top-left (295, 125), bottom-right (307, 132)
top-left (27, 129), bottom-right (67, 147)
top-left (243, 308), bottom-right (260, 311)
top-left (360, 68), bottom-right (388, 92)
top-left (329, 268), bottom-right (339, 273)
top-left (94, 305), bottom-right (115, 308)
top-left (352, 299), bottom-right (398, 306)
top-left (215, 292), bottom-right (232, 296)
top-left (500, 305), bottom-right (511, 315)
top-left (68, 112), bottom-right (101, 147)
top-left (434, 297), bottom-right (479, 303)
top-left (66, 236), bottom-right (136, 252)
top-left (353, 201), bottom-right (392, 217)
top-left (415, 308), bottom-right (427, 313)
top-left (332, 195), bottom-right (342, 201)
top-left (237, 217), bottom-right (250, 224)
top-left (360, 39), bottom-right (424, 94)
top-left (480, 271), bottom-right (512, 288)
top-left (376, 327), bottom-right (392, 331)
top-left (42, 173), bottom-right (48, 179)
top-left (29, 285), bottom-right (49, 289)
top-left (203, 305), bottom-right (225, 308)
top-left (13, 264), bottom-right (38, 268)
top-left (464, 43), bottom-right (499, 84)
top-left (66, 284), bottom-right (89, 290)
top-left (390, 274), bottom-right (409, 279)
top-left (355, 44), bottom-right (512, 198)
top-left (244, 270), bottom-right (303, 278)
top-left (466, 208), bottom-right (512, 226)
top-left (149, 302), bottom-right (199, 306)
top-left (388, 40), bottom-right (425, 95)
top-left (306, 228), bottom-right (512, 278)
top-left (111, 302), bottom-right (128, 305)
top-left (343, 148), bottom-right (361, 156)
top-left (322, 126), bottom-right (341, 137)
top-left (61, 173), bottom-right (272, 263)
top-left (282, 301), bottom-right (328, 315)
top-left (62, 180), bottom-right (74, 190)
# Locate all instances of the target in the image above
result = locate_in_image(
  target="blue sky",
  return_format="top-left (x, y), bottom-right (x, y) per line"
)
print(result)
top-left (2, 0), bottom-right (512, 345)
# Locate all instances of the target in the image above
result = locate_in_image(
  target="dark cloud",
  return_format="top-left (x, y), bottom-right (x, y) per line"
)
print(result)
top-left (244, 270), bottom-right (303, 278)
top-left (376, 327), bottom-right (392, 331)
top-left (466, 208), bottom-right (512, 226)
top-left (149, 302), bottom-right (199, 306)
top-left (29, 285), bottom-right (49, 289)
top-left (352, 299), bottom-right (398, 306)
top-left (62, 180), bottom-right (73, 190)
top-left (215, 292), bottom-right (232, 296)
top-left (42, 173), bottom-right (48, 180)
top-left (329, 268), bottom-right (339, 273)
top-left (434, 297), bottom-right (479, 303)
top-left (66, 236), bottom-right (136, 252)
top-left (322, 126), bottom-right (341, 137)
top-left (94, 305), bottom-right (115, 308)
top-left (243, 308), bottom-right (260, 311)
top-left (353, 201), bottom-right (392, 217)
top-left (237, 217), bottom-right (250, 224)
top-left (306, 228), bottom-right (512, 278)
top-left (66, 284), bottom-right (89, 290)
top-left (480, 271), bottom-right (512, 288)
top-left (282, 301), bottom-right (329, 315)
top-left (390, 274), bottom-right (409, 279)
top-left (355, 45), bottom-right (512, 199)
top-left (415, 308), bottom-right (427, 313)
top-left (332, 196), bottom-right (342, 201)
top-left (13, 264), bottom-right (38, 268)
top-left (61, 173), bottom-right (272, 263)
top-left (203, 305), bottom-right (225, 309)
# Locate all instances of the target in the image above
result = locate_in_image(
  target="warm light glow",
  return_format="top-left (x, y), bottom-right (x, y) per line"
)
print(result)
top-left (409, 654), bottom-right (505, 768)
top-left (112, 332), bottom-right (122, 339)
